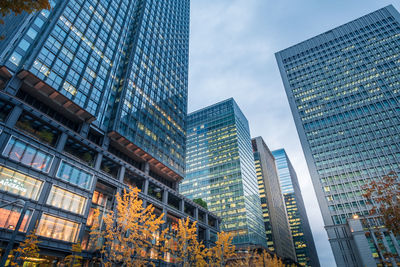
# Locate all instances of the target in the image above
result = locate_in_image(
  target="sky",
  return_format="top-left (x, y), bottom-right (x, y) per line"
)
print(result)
top-left (188, 1), bottom-right (400, 266)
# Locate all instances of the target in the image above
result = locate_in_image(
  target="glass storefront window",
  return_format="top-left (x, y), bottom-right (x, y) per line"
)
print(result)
top-left (36, 214), bottom-right (80, 242)
top-left (0, 166), bottom-right (43, 200)
top-left (3, 136), bottom-right (53, 173)
top-left (0, 201), bottom-right (32, 232)
top-left (46, 186), bottom-right (87, 215)
top-left (56, 161), bottom-right (93, 190)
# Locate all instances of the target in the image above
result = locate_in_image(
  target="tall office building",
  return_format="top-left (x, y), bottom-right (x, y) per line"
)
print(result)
top-left (181, 98), bottom-right (267, 248)
top-left (272, 149), bottom-right (320, 267)
top-left (276, 5), bottom-right (400, 266)
top-left (252, 137), bottom-right (296, 261)
top-left (0, 0), bottom-right (220, 265)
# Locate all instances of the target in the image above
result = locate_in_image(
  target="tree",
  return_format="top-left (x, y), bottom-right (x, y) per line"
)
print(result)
top-left (0, 0), bottom-right (50, 17)
top-left (167, 217), bottom-right (207, 267)
top-left (229, 250), bottom-right (287, 267)
top-left (9, 230), bottom-right (40, 266)
top-left (193, 198), bottom-right (208, 210)
top-left (363, 171), bottom-right (400, 236)
top-left (0, 0), bottom-right (50, 31)
top-left (64, 243), bottom-right (83, 267)
top-left (208, 231), bottom-right (236, 267)
top-left (89, 186), bottom-right (165, 267)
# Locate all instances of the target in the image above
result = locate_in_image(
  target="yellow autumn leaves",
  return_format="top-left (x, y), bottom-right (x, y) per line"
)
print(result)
top-left (88, 185), bottom-right (286, 267)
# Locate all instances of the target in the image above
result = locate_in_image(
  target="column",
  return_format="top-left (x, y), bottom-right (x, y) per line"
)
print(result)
top-left (118, 166), bottom-right (126, 183)
top-left (143, 179), bottom-right (149, 195)
top-left (5, 105), bottom-right (23, 128)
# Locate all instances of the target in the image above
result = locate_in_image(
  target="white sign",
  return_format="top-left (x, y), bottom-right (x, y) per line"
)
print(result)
top-left (0, 179), bottom-right (27, 193)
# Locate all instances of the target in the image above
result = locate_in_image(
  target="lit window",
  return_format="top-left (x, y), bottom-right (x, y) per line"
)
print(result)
top-left (9, 52), bottom-right (22, 66)
top-left (0, 201), bottom-right (32, 232)
top-left (46, 186), bottom-right (87, 215)
top-left (2, 136), bottom-right (53, 172)
top-left (56, 161), bottom-right (93, 190)
top-left (36, 214), bottom-right (80, 242)
top-left (0, 165), bottom-right (43, 200)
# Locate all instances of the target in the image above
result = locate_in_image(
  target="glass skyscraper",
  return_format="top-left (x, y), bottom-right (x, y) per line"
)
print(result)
top-left (252, 137), bottom-right (296, 261)
top-left (181, 98), bottom-right (267, 248)
top-left (272, 149), bottom-right (320, 267)
top-left (276, 5), bottom-right (400, 266)
top-left (0, 0), bottom-right (220, 265)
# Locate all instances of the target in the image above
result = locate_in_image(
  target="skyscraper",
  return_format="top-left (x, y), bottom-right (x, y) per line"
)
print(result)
top-left (252, 137), bottom-right (296, 261)
top-left (181, 98), bottom-right (267, 248)
top-left (0, 0), bottom-right (220, 264)
top-left (276, 5), bottom-right (400, 266)
top-left (272, 149), bottom-right (320, 267)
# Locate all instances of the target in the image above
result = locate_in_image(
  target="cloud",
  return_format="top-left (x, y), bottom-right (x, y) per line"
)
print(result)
top-left (189, 1), bottom-right (400, 266)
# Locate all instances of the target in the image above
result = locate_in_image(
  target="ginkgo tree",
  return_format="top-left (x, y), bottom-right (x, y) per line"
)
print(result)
top-left (64, 243), bottom-right (83, 267)
top-left (9, 230), bottom-right (40, 266)
top-left (89, 186), bottom-right (165, 267)
top-left (207, 231), bottom-right (237, 267)
top-left (161, 217), bottom-right (208, 267)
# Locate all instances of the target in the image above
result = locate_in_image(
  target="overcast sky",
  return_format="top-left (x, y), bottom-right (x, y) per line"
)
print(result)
top-left (188, 1), bottom-right (400, 266)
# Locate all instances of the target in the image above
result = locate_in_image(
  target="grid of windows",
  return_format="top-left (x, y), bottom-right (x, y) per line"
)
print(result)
top-left (276, 5), bottom-right (400, 266)
top-left (110, 0), bottom-right (189, 176)
top-left (29, 0), bottom-right (135, 121)
top-left (272, 149), bottom-right (319, 267)
top-left (181, 99), bottom-right (266, 248)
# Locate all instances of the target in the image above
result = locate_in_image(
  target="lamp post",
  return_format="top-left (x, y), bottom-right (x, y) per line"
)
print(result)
top-left (0, 199), bottom-right (29, 267)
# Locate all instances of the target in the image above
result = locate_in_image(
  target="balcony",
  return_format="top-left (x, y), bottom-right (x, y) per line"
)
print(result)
top-left (63, 137), bottom-right (96, 167)
top-left (15, 112), bottom-right (60, 147)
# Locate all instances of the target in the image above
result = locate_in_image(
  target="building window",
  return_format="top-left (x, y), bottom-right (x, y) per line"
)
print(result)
top-left (0, 165), bottom-right (43, 200)
top-left (0, 201), bottom-right (32, 232)
top-left (56, 161), bottom-right (93, 190)
top-left (9, 51), bottom-right (22, 66)
top-left (2, 136), bottom-right (53, 173)
top-left (46, 186), bottom-right (87, 215)
top-left (36, 214), bottom-right (80, 242)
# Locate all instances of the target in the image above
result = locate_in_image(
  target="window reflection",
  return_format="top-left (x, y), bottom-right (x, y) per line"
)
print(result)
top-left (3, 136), bottom-right (53, 172)
top-left (56, 161), bottom-right (93, 190)
top-left (0, 201), bottom-right (32, 232)
top-left (37, 214), bottom-right (80, 242)
top-left (47, 186), bottom-right (87, 215)
top-left (0, 166), bottom-right (43, 200)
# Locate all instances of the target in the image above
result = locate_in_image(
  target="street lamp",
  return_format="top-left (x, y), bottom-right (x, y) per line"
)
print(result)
top-left (0, 199), bottom-right (29, 267)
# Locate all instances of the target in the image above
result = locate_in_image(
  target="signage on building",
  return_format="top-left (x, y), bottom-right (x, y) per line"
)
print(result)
top-left (0, 178), bottom-right (27, 193)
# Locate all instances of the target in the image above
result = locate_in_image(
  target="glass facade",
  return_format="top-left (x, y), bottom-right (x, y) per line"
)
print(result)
top-left (272, 149), bottom-right (320, 267)
top-left (181, 99), bottom-right (266, 248)
top-left (0, 0), bottom-right (221, 263)
top-left (47, 185), bottom-right (87, 215)
top-left (252, 137), bottom-right (296, 261)
top-left (0, 201), bottom-right (32, 232)
top-left (1, 0), bottom-right (189, 179)
top-left (3, 136), bottom-right (53, 173)
top-left (56, 160), bottom-right (93, 190)
top-left (37, 214), bottom-right (80, 242)
top-left (276, 5), bottom-right (400, 266)
top-left (0, 166), bottom-right (43, 200)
